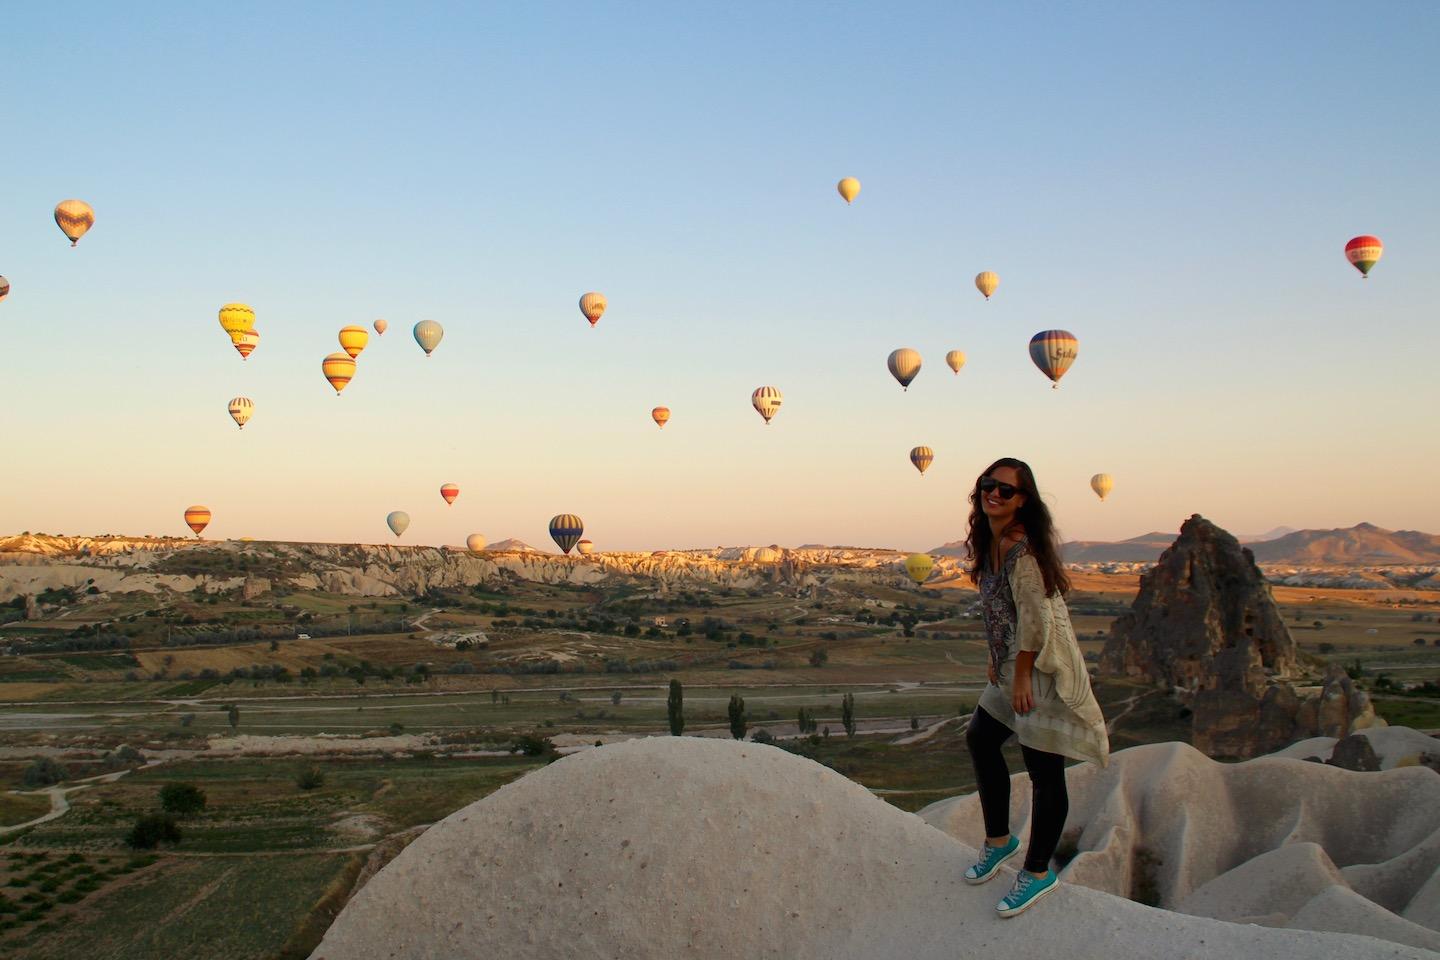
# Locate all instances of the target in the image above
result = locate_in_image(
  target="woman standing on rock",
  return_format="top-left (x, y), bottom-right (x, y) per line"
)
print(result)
top-left (961, 457), bottom-right (1109, 917)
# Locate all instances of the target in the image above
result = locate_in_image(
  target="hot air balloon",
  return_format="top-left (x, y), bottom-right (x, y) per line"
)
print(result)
top-left (576, 539), bottom-right (597, 556)
top-left (837, 177), bottom-right (861, 204)
top-left (975, 271), bottom-right (1000, 300)
top-left (1090, 473), bottom-right (1114, 502)
top-left (1028, 330), bottom-right (1079, 389)
top-left (946, 350), bottom-right (966, 374)
top-left (219, 303), bottom-right (255, 338)
top-left (751, 386), bottom-right (783, 424)
top-left (54, 200), bottom-right (95, 247)
top-left (549, 514), bottom-right (584, 554)
top-left (466, 533), bottom-right (487, 555)
top-left (0, 276), bottom-right (10, 304)
top-left (910, 446), bottom-right (934, 476)
top-left (579, 292), bottom-right (607, 327)
top-left (904, 553), bottom-right (935, 585)
top-left (753, 546), bottom-right (781, 564)
top-left (184, 505), bottom-right (211, 538)
top-left (232, 330), bottom-right (260, 360)
top-left (322, 352), bottom-right (357, 395)
top-left (339, 325), bottom-right (370, 359)
top-left (373, 318), bottom-right (388, 336)
top-left (440, 483), bottom-right (460, 505)
top-left (228, 397), bottom-right (253, 430)
top-left (651, 406), bottom-right (671, 429)
top-left (887, 348), bottom-right (922, 390)
top-left (386, 511), bottom-right (410, 538)
top-left (413, 320), bottom-right (444, 356)
top-left (1345, 236), bottom-right (1383, 278)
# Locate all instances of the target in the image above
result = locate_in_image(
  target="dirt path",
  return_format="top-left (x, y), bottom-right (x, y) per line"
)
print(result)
top-left (892, 714), bottom-right (959, 745)
top-left (0, 760), bottom-right (163, 836)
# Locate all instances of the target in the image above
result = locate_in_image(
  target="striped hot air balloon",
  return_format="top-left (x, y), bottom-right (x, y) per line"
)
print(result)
top-left (322, 352), bottom-right (357, 395)
top-left (887, 348), bottom-right (922, 390)
top-left (184, 505), bottom-right (211, 538)
top-left (232, 330), bottom-right (260, 360)
top-left (579, 292), bottom-right (607, 327)
top-left (387, 511), bottom-right (410, 538)
top-left (1028, 330), bottom-right (1079, 389)
top-left (0, 276), bottom-right (10, 304)
top-left (440, 483), bottom-right (460, 505)
top-left (1090, 473), bottom-right (1114, 502)
top-left (975, 271), bottom-right (1000, 300)
top-left (651, 406), bottom-right (671, 429)
top-left (373, 318), bottom-right (388, 336)
top-left (751, 386), bottom-right (783, 424)
top-left (339, 325), bottom-right (370, 359)
top-left (1345, 235), bottom-right (1383, 278)
top-left (549, 514), bottom-right (584, 554)
top-left (910, 446), bottom-right (934, 476)
top-left (228, 397), bottom-right (253, 430)
top-left (576, 539), bottom-right (597, 556)
top-left (837, 177), bottom-right (861, 204)
top-left (54, 200), bottom-right (95, 246)
top-left (413, 320), bottom-right (444, 356)
top-left (219, 303), bottom-right (256, 338)
top-left (465, 533), bottom-right (486, 555)
top-left (946, 350), bottom-right (966, 374)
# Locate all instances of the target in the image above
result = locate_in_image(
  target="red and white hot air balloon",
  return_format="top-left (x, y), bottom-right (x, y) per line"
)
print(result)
top-left (440, 483), bottom-right (460, 505)
top-left (1345, 235), bottom-right (1383, 278)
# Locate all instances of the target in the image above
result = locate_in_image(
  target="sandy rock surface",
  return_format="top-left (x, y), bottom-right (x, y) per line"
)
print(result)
top-left (312, 737), bottom-right (1437, 959)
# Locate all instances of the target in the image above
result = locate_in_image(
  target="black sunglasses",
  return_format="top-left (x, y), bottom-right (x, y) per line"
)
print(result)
top-left (978, 477), bottom-right (1021, 500)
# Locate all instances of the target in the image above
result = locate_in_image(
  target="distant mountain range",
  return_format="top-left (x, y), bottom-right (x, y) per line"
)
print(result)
top-left (931, 523), bottom-right (1440, 566)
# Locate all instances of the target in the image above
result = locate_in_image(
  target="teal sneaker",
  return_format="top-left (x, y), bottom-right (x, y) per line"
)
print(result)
top-left (963, 835), bottom-right (1019, 885)
top-left (996, 868), bottom-right (1058, 917)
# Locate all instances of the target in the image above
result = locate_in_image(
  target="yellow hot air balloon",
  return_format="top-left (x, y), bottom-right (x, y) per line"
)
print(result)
top-left (322, 352), bottom-right (357, 395)
top-left (909, 446), bottom-right (934, 476)
top-left (1090, 473), bottom-right (1114, 502)
top-left (413, 320), bottom-right (444, 356)
top-left (837, 177), bottom-right (861, 204)
top-left (975, 271), bottom-right (999, 300)
top-left (466, 533), bottom-right (487, 555)
top-left (579, 292), bottom-right (607, 327)
top-left (373, 318), bottom-right (388, 336)
top-left (228, 397), bottom-right (253, 430)
top-left (945, 350), bottom-right (966, 374)
top-left (184, 505), bottom-right (211, 538)
top-left (219, 303), bottom-right (256, 338)
top-left (652, 406), bottom-right (671, 429)
top-left (339, 325), bottom-right (370, 359)
top-left (887, 348), bottom-right (922, 390)
top-left (751, 386), bottom-right (783, 424)
top-left (904, 553), bottom-right (935, 585)
top-left (232, 329), bottom-right (260, 360)
top-left (54, 200), bottom-right (95, 246)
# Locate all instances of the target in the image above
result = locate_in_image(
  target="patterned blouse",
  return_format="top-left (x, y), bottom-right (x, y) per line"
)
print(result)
top-left (978, 538), bottom-right (1028, 674)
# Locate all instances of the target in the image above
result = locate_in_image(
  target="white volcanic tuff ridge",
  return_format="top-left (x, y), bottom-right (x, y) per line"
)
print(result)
top-left (312, 737), bottom-right (1438, 960)
top-left (920, 734), bottom-right (1440, 953)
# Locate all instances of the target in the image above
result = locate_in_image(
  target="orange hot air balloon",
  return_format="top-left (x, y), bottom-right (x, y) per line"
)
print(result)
top-left (339, 325), bottom-right (370, 359)
top-left (651, 406), bottom-right (671, 429)
top-left (373, 318), bottom-right (388, 336)
top-left (440, 483), bottom-right (460, 505)
top-left (322, 352), bottom-right (357, 395)
top-left (579, 292), bottom-right (607, 327)
top-left (1345, 235), bottom-right (1383, 278)
top-left (54, 199), bottom-right (95, 246)
top-left (232, 329), bottom-right (260, 360)
top-left (184, 505), bottom-right (211, 538)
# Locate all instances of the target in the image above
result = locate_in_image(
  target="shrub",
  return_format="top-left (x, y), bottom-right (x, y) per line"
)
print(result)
top-left (295, 766), bottom-right (326, 790)
top-left (511, 735), bottom-right (555, 758)
top-left (751, 729), bottom-right (774, 745)
top-left (610, 690), bottom-right (623, 706)
top-left (126, 814), bottom-right (182, 849)
top-left (159, 783), bottom-right (207, 816)
top-left (808, 648), bottom-right (828, 668)
top-left (22, 758), bottom-right (66, 788)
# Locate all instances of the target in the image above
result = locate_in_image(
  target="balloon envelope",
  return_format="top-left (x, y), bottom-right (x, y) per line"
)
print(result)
top-left (1345, 235), bottom-right (1383, 277)
top-left (228, 397), bottom-right (253, 429)
top-left (413, 320), bottom-right (444, 356)
top-left (322, 352), bottom-right (357, 394)
top-left (751, 386), bottom-right (783, 424)
top-left (386, 511), bottom-right (410, 538)
top-left (579, 292), bottom-right (607, 327)
top-left (550, 514), bottom-right (584, 554)
top-left (232, 330), bottom-right (260, 360)
top-left (184, 505), bottom-right (211, 537)
top-left (975, 271), bottom-right (1000, 300)
top-left (0, 276), bottom-right (10, 304)
top-left (339, 325), bottom-right (370, 359)
top-left (219, 303), bottom-right (256, 337)
top-left (651, 406), bottom-right (670, 429)
top-left (904, 553), bottom-right (935, 585)
top-left (54, 199), bottom-right (95, 246)
top-left (946, 350), bottom-right (966, 374)
top-left (837, 177), bottom-right (861, 203)
top-left (440, 483), bottom-right (460, 505)
top-left (1090, 473), bottom-right (1114, 501)
top-left (576, 539), bottom-right (597, 556)
top-left (373, 318), bottom-right (388, 335)
top-left (910, 446), bottom-right (934, 475)
top-left (465, 533), bottom-right (486, 556)
top-left (1028, 331), bottom-right (1079, 388)
top-left (887, 348), bottom-right (922, 390)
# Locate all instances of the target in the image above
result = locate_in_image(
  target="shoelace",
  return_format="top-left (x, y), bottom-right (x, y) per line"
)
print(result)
top-left (1008, 873), bottom-right (1036, 900)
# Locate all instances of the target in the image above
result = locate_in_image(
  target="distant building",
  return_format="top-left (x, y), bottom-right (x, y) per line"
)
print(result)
top-left (653, 617), bottom-right (668, 627)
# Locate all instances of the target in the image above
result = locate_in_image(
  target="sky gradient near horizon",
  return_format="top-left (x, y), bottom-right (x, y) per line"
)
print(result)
top-left (2, 2), bottom-right (1438, 552)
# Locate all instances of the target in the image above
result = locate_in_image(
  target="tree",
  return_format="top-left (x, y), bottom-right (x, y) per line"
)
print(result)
top-left (126, 813), bottom-right (182, 849)
top-left (841, 693), bottom-right (856, 738)
top-left (159, 783), bottom-right (207, 816)
top-left (728, 695), bottom-right (747, 740)
top-left (610, 690), bottom-right (623, 706)
top-left (295, 766), bottom-right (326, 790)
top-left (808, 648), bottom-right (828, 668)
top-left (667, 679), bottom-right (685, 736)
top-left (22, 757), bottom-right (66, 788)
top-left (227, 705), bottom-right (240, 731)
top-left (269, 639), bottom-right (280, 651)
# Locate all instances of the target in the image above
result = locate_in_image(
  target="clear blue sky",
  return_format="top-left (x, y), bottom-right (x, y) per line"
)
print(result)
top-left (2, 2), bottom-right (1437, 551)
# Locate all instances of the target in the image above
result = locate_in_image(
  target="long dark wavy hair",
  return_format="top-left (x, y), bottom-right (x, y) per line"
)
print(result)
top-left (964, 457), bottom-right (1071, 597)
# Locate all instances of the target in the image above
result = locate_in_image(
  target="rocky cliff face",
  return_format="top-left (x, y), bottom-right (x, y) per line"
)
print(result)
top-left (1100, 515), bottom-right (1297, 693)
top-left (1191, 664), bottom-right (1381, 758)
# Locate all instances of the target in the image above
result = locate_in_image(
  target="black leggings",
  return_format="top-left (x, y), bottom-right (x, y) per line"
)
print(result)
top-left (965, 705), bottom-right (1069, 875)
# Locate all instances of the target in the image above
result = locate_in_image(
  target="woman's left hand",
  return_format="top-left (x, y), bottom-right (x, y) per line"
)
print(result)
top-left (1012, 669), bottom-right (1034, 715)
